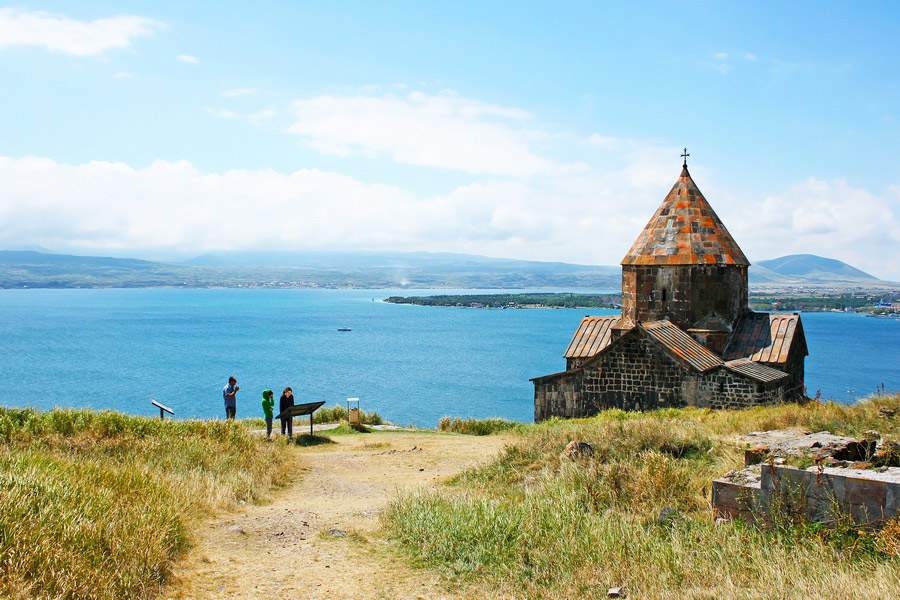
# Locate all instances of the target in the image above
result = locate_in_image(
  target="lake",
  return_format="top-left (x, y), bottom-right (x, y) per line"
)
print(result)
top-left (0, 288), bottom-right (897, 426)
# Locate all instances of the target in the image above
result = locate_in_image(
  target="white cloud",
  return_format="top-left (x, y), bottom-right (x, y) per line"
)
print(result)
top-left (712, 52), bottom-right (729, 60)
top-left (248, 109), bottom-right (277, 121)
top-left (0, 8), bottom-right (161, 56)
top-left (223, 88), bottom-right (258, 97)
top-left (113, 71), bottom-right (134, 80)
top-left (287, 90), bottom-right (555, 176)
top-left (729, 178), bottom-right (900, 279)
top-left (3, 153), bottom-right (894, 278)
top-left (177, 54), bottom-right (197, 63)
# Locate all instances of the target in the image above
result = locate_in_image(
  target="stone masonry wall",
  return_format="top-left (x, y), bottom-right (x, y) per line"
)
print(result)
top-left (620, 265), bottom-right (749, 332)
top-left (691, 370), bottom-right (785, 410)
top-left (581, 332), bottom-right (687, 412)
top-left (534, 371), bottom-right (584, 422)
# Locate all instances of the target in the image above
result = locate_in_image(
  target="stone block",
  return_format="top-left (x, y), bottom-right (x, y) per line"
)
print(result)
top-left (846, 477), bottom-right (888, 507)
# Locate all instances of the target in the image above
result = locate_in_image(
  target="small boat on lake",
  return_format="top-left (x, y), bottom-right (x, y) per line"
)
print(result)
top-left (337, 327), bottom-right (352, 331)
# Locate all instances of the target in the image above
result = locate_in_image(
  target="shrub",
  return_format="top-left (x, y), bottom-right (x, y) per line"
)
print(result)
top-left (437, 417), bottom-right (522, 435)
top-left (312, 404), bottom-right (383, 425)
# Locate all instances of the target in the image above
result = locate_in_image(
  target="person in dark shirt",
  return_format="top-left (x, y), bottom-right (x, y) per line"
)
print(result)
top-left (279, 387), bottom-right (295, 438)
top-left (223, 377), bottom-right (239, 420)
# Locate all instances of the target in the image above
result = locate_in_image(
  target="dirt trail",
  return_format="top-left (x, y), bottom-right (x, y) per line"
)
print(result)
top-left (166, 431), bottom-right (507, 599)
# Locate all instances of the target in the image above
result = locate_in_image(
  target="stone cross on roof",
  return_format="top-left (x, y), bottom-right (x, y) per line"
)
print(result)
top-left (681, 147), bottom-right (690, 167)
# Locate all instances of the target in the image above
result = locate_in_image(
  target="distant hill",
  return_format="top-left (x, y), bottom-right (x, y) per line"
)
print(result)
top-left (0, 249), bottom-right (889, 289)
top-left (185, 250), bottom-right (620, 276)
top-left (754, 254), bottom-right (878, 283)
top-left (0, 250), bottom-right (620, 289)
top-left (0, 250), bottom-right (159, 270)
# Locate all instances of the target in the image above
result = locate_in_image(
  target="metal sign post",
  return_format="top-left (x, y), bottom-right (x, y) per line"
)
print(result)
top-left (151, 399), bottom-right (174, 420)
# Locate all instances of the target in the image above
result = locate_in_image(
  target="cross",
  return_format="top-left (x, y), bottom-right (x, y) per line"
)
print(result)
top-left (681, 147), bottom-right (690, 167)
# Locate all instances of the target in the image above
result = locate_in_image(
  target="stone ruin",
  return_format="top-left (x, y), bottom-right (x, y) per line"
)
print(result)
top-left (713, 429), bottom-right (900, 528)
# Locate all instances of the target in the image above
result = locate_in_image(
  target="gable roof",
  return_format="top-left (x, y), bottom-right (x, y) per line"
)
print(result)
top-left (641, 320), bottom-right (723, 372)
top-left (724, 358), bottom-right (789, 383)
top-left (723, 312), bottom-right (806, 364)
top-left (563, 315), bottom-right (619, 358)
top-left (621, 166), bottom-right (750, 267)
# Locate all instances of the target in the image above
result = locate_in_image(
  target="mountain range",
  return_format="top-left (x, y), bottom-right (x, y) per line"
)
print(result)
top-left (0, 249), bottom-right (889, 289)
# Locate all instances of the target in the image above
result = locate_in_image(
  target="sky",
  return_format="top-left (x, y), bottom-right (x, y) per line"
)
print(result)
top-left (0, 1), bottom-right (898, 278)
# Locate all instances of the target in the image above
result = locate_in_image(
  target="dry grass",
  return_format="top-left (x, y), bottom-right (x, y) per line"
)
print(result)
top-left (387, 394), bottom-right (900, 599)
top-left (0, 408), bottom-right (296, 600)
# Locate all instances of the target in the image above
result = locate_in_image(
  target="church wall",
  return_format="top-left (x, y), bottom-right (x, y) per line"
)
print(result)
top-left (620, 265), bottom-right (748, 331)
top-left (690, 370), bottom-right (786, 409)
top-left (540, 332), bottom-right (789, 419)
top-left (534, 371), bottom-right (584, 422)
top-left (759, 347), bottom-right (805, 399)
top-left (581, 333), bottom-right (690, 412)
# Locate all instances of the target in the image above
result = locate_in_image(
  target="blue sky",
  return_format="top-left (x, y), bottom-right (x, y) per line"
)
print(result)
top-left (1, 2), bottom-right (898, 278)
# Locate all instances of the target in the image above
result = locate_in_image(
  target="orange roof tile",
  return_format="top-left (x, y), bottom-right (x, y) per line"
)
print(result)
top-left (563, 315), bottom-right (619, 358)
top-left (642, 320), bottom-right (723, 372)
top-left (621, 166), bottom-right (750, 266)
top-left (723, 312), bottom-right (807, 364)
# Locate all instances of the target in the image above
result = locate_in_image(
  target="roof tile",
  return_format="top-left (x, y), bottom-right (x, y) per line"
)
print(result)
top-left (642, 320), bottom-right (723, 372)
top-left (621, 166), bottom-right (750, 266)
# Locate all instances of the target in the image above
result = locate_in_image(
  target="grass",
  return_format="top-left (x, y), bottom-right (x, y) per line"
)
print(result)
top-left (313, 404), bottom-right (383, 425)
top-left (0, 407), bottom-right (296, 600)
top-left (386, 394), bottom-right (900, 599)
top-left (239, 404), bottom-right (384, 427)
top-left (293, 433), bottom-right (336, 446)
top-left (437, 416), bottom-right (522, 436)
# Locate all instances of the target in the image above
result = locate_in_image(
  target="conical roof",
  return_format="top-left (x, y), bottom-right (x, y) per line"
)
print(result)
top-left (621, 166), bottom-right (749, 266)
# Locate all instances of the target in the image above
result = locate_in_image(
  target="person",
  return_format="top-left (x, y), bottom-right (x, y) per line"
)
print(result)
top-left (279, 387), bottom-right (295, 438)
top-left (223, 377), bottom-right (239, 420)
top-left (261, 389), bottom-right (275, 439)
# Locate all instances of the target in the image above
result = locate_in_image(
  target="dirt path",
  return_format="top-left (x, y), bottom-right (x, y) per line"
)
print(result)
top-left (165, 431), bottom-right (507, 599)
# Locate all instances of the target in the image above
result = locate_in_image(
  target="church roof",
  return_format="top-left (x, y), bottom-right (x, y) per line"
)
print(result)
top-left (723, 312), bottom-right (806, 364)
top-left (641, 320), bottom-right (723, 372)
top-left (621, 166), bottom-right (750, 267)
top-left (724, 359), bottom-right (789, 383)
top-left (563, 315), bottom-right (618, 358)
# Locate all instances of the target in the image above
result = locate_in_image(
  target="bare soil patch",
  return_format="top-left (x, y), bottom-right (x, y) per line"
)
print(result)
top-left (165, 431), bottom-right (507, 599)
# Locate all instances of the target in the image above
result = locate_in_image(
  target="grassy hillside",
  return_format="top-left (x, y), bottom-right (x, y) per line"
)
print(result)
top-left (388, 395), bottom-right (900, 599)
top-left (0, 408), bottom-right (295, 600)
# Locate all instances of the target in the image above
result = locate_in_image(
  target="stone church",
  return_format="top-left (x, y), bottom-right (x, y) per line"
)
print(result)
top-left (533, 159), bottom-right (807, 421)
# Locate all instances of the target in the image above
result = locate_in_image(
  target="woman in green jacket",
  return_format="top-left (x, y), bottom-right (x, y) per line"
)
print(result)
top-left (261, 389), bottom-right (275, 439)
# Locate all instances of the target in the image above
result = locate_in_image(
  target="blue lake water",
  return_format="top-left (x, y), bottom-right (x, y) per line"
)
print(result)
top-left (0, 288), bottom-right (897, 426)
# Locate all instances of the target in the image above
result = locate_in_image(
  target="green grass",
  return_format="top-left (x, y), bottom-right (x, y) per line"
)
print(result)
top-left (312, 404), bottom-right (383, 425)
top-left (0, 408), bottom-right (295, 600)
top-left (293, 433), bottom-right (336, 446)
top-left (386, 394), bottom-right (900, 599)
top-left (437, 416), bottom-right (522, 436)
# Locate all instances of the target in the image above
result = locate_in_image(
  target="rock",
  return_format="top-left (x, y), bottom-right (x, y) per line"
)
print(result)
top-left (658, 507), bottom-right (678, 524)
top-left (879, 407), bottom-right (896, 418)
top-left (227, 525), bottom-right (245, 534)
top-left (607, 586), bottom-right (626, 598)
top-left (561, 440), bottom-right (594, 461)
top-left (863, 430), bottom-right (881, 441)
top-left (849, 461), bottom-right (873, 470)
top-left (328, 529), bottom-right (348, 537)
top-left (744, 445), bottom-right (770, 466)
top-left (714, 517), bottom-right (729, 526)
top-left (741, 430), bottom-right (875, 462)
